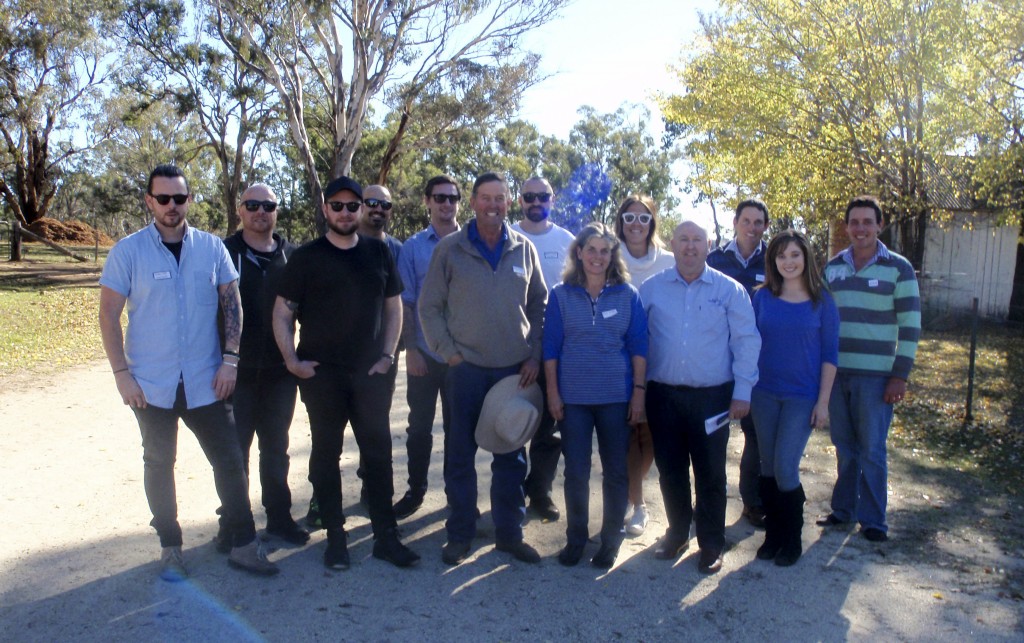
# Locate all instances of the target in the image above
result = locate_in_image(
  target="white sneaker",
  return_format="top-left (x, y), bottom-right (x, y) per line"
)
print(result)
top-left (623, 504), bottom-right (634, 526)
top-left (160, 546), bottom-right (188, 582)
top-left (626, 505), bottom-right (649, 536)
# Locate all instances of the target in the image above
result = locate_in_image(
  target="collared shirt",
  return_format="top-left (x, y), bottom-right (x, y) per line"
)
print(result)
top-left (467, 219), bottom-right (507, 270)
top-left (722, 238), bottom-right (764, 269)
top-left (639, 264), bottom-right (760, 401)
top-left (100, 222), bottom-right (238, 409)
top-left (837, 239), bottom-right (887, 271)
top-left (398, 223), bottom-right (459, 358)
top-left (707, 239), bottom-right (767, 295)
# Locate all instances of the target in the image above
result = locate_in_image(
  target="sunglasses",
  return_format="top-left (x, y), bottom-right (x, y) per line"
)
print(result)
top-left (364, 198), bottom-right (393, 211)
top-left (430, 193), bottom-right (461, 204)
top-left (522, 192), bottom-right (551, 204)
top-left (327, 201), bottom-right (362, 213)
top-left (150, 193), bottom-right (189, 206)
top-left (622, 213), bottom-right (652, 225)
top-left (242, 200), bottom-right (278, 212)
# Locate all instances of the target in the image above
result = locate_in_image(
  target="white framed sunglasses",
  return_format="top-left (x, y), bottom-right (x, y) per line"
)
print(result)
top-left (621, 212), bottom-right (652, 225)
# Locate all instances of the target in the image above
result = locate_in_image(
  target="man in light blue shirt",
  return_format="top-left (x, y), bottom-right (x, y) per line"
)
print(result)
top-left (99, 164), bottom-right (277, 581)
top-left (639, 220), bottom-right (760, 574)
top-left (391, 175), bottom-right (462, 520)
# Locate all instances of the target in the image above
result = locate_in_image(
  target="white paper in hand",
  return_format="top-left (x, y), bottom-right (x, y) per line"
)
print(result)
top-left (705, 410), bottom-right (730, 435)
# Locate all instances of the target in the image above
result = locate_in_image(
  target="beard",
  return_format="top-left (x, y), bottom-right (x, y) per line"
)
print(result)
top-left (525, 206), bottom-right (549, 223)
top-left (327, 219), bottom-right (358, 236)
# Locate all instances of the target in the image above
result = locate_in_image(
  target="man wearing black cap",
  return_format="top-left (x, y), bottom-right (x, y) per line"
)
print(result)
top-left (272, 175), bottom-right (419, 570)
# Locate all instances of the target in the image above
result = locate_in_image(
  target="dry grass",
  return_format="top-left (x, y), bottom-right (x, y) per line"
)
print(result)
top-left (892, 324), bottom-right (1024, 496)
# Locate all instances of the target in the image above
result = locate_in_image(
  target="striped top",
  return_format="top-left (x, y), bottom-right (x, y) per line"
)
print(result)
top-left (542, 282), bottom-right (648, 405)
top-left (824, 241), bottom-right (920, 380)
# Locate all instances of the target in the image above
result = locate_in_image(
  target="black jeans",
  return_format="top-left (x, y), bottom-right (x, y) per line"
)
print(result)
top-left (739, 413), bottom-right (762, 507)
top-left (403, 353), bottom-right (450, 496)
top-left (233, 365), bottom-right (297, 524)
top-left (298, 364), bottom-right (397, 537)
top-left (524, 370), bottom-right (560, 501)
top-left (133, 382), bottom-right (256, 548)
top-left (646, 381), bottom-right (732, 552)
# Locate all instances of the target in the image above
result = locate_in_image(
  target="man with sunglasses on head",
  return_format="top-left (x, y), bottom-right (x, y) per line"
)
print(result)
top-left (218, 183), bottom-right (308, 548)
top-left (512, 176), bottom-right (575, 523)
top-left (272, 175), bottom-right (419, 571)
top-left (392, 175), bottom-right (462, 520)
top-left (706, 198), bottom-right (770, 528)
top-left (420, 171), bottom-right (548, 565)
top-left (99, 164), bottom-right (278, 581)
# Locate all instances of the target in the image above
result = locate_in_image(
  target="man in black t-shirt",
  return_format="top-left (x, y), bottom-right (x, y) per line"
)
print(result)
top-left (272, 175), bottom-right (419, 571)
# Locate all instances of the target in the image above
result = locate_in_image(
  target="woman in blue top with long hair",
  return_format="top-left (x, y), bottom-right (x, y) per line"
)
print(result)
top-left (750, 229), bottom-right (839, 567)
top-left (543, 222), bottom-right (648, 569)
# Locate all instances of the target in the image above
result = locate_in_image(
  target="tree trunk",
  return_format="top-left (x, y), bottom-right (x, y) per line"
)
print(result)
top-left (1008, 218), bottom-right (1024, 324)
top-left (10, 220), bottom-right (22, 261)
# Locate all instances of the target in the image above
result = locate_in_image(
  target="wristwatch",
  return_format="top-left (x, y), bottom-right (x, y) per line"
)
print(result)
top-left (381, 353), bottom-right (395, 365)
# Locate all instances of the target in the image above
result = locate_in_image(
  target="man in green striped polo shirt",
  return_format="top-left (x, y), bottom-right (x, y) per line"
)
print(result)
top-left (817, 195), bottom-right (920, 543)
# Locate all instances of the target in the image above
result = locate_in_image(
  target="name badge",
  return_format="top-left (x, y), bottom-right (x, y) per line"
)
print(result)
top-left (868, 279), bottom-right (879, 287)
top-left (543, 251), bottom-right (560, 259)
top-left (755, 273), bottom-right (765, 282)
top-left (602, 309), bottom-right (618, 319)
top-left (154, 271), bottom-right (171, 280)
top-left (513, 265), bottom-right (526, 276)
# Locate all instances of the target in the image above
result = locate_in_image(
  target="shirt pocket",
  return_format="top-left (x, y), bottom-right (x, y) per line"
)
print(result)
top-left (193, 270), bottom-right (219, 307)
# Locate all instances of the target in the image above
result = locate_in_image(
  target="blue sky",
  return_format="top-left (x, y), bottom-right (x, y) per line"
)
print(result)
top-left (517, 0), bottom-right (722, 225)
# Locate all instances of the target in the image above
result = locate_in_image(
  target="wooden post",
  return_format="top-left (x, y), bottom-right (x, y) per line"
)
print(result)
top-left (964, 297), bottom-right (979, 425)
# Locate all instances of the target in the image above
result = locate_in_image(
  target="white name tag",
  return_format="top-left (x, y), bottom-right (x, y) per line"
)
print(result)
top-left (513, 265), bottom-right (526, 276)
top-left (755, 273), bottom-right (765, 282)
top-left (602, 309), bottom-right (618, 319)
top-left (868, 279), bottom-right (879, 287)
top-left (154, 271), bottom-right (171, 280)
top-left (543, 251), bottom-right (560, 259)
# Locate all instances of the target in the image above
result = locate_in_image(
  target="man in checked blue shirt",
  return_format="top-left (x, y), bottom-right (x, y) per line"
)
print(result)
top-left (639, 220), bottom-right (760, 574)
top-left (99, 164), bottom-right (278, 581)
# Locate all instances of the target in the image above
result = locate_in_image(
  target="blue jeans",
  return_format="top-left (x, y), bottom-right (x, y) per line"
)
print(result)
top-left (646, 381), bottom-right (732, 552)
top-left (828, 373), bottom-right (893, 532)
top-left (561, 403), bottom-right (630, 548)
top-left (232, 365), bottom-right (297, 523)
top-left (750, 388), bottom-right (815, 491)
top-left (298, 364), bottom-right (397, 537)
top-left (444, 362), bottom-right (527, 544)
top-left (403, 353), bottom-right (450, 496)
top-left (133, 382), bottom-right (256, 548)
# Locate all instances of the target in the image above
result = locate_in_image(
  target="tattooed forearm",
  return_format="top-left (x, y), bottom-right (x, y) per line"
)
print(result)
top-left (272, 296), bottom-right (299, 364)
top-left (219, 280), bottom-right (242, 351)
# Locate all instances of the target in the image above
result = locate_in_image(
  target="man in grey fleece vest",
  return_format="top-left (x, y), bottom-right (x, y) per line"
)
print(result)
top-left (419, 172), bottom-right (548, 566)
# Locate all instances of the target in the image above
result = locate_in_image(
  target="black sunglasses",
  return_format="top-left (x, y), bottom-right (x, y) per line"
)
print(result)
top-left (242, 200), bottom-right (278, 212)
top-left (522, 192), bottom-right (551, 204)
top-left (364, 198), bottom-right (393, 211)
top-left (327, 201), bottom-right (362, 212)
top-left (430, 193), bottom-right (461, 204)
top-left (150, 193), bottom-right (189, 206)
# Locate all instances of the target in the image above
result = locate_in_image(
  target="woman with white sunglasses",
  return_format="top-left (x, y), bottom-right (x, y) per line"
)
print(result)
top-left (613, 195), bottom-right (674, 537)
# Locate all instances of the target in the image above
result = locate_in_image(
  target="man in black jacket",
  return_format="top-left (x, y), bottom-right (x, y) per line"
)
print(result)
top-left (221, 183), bottom-right (308, 545)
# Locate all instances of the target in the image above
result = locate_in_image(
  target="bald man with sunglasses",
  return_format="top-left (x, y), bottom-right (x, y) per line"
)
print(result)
top-left (219, 183), bottom-right (308, 548)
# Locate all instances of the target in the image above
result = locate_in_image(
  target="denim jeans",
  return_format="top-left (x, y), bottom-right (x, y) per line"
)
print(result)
top-left (232, 365), bottom-right (297, 523)
top-left (403, 353), bottom-right (450, 496)
top-left (739, 413), bottom-right (762, 506)
top-left (444, 362), bottom-right (527, 544)
top-left (646, 381), bottom-right (732, 552)
top-left (298, 364), bottom-right (397, 537)
top-left (133, 381), bottom-right (256, 548)
top-left (750, 388), bottom-right (815, 492)
top-left (524, 370), bottom-right (561, 501)
top-left (828, 373), bottom-right (893, 532)
top-left (561, 403), bottom-right (630, 549)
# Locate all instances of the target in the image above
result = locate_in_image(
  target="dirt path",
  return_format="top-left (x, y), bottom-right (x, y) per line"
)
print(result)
top-left (0, 359), bottom-right (1021, 641)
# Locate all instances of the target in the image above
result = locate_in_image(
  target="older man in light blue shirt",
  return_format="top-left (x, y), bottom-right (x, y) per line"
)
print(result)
top-left (639, 220), bottom-right (760, 575)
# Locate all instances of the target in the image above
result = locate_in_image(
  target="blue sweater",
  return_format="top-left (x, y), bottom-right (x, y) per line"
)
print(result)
top-left (752, 289), bottom-right (839, 400)
top-left (707, 240), bottom-right (767, 296)
top-left (543, 282), bottom-right (648, 405)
